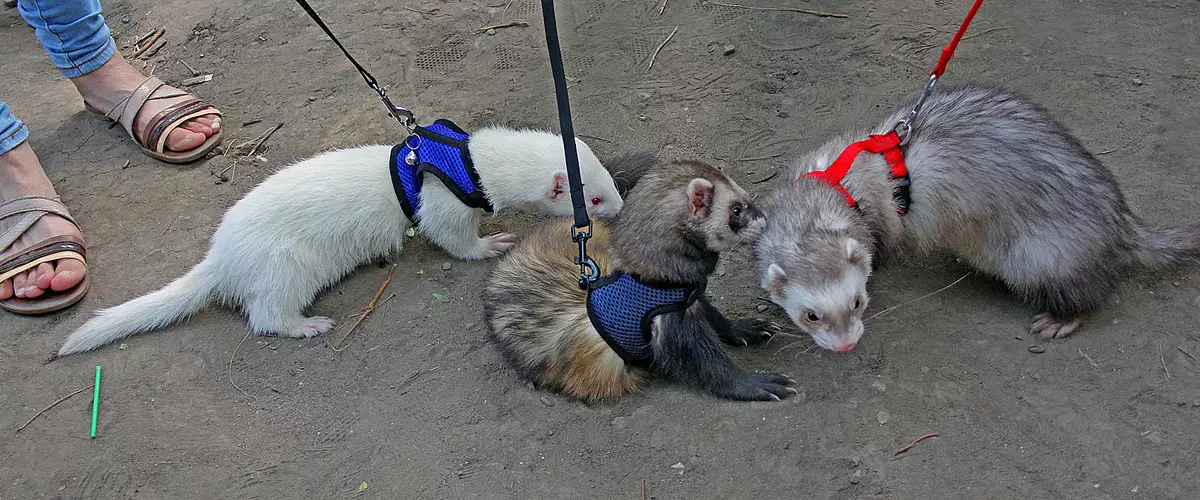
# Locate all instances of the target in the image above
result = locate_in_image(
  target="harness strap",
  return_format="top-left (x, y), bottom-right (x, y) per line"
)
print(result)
top-left (801, 131), bottom-right (910, 214)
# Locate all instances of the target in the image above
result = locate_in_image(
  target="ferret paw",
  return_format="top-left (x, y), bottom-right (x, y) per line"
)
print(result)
top-left (722, 372), bottom-right (797, 402)
top-left (1030, 313), bottom-right (1080, 340)
top-left (720, 318), bottom-right (781, 346)
top-left (287, 316), bottom-right (337, 338)
top-left (478, 233), bottom-right (518, 259)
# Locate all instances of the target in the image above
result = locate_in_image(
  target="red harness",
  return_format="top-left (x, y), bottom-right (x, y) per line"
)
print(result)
top-left (800, 0), bottom-right (984, 216)
top-left (802, 131), bottom-right (910, 214)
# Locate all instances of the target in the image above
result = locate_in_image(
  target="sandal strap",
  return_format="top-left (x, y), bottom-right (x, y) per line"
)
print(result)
top-left (0, 196), bottom-right (79, 252)
top-left (141, 99), bottom-right (220, 155)
top-left (104, 76), bottom-right (169, 145)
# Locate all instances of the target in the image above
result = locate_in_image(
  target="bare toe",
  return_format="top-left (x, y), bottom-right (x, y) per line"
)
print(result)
top-left (14, 271), bottom-right (33, 298)
top-left (164, 127), bottom-right (208, 152)
top-left (0, 279), bottom-right (11, 300)
top-left (34, 262), bottom-right (55, 290)
top-left (50, 258), bottom-right (86, 292)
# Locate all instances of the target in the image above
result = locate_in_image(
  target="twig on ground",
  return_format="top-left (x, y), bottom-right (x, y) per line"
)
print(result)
top-left (659, 0), bottom-right (669, 15)
top-left (229, 330), bottom-right (257, 400)
top-left (647, 26), bottom-right (679, 70)
top-left (704, 1), bottom-right (848, 18)
top-left (134, 27), bottom-right (161, 48)
top-left (477, 20), bottom-right (529, 31)
top-left (736, 152), bottom-right (783, 162)
top-left (961, 26), bottom-right (1011, 41)
top-left (577, 134), bottom-right (612, 144)
top-left (894, 433), bottom-right (939, 455)
top-left (179, 59), bottom-right (200, 76)
top-left (180, 74), bottom-right (213, 87)
top-left (121, 160), bottom-right (131, 169)
top-left (503, 0), bottom-right (515, 13)
top-left (1160, 339), bottom-right (1171, 379)
top-left (866, 272), bottom-right (971, 322)
top-left (15, 386), bottom-right (92, 433)
top-left (1177, 346), bottom-right (1197, 361)
top-left (403, 6), bottom-right (435, 15)
top-left (1097, 149), bottom-right (1118, 155)
top-left (642, 479), bottom-right (647, 500)
top-left (245, 123), bottom-right (284, 158)
top-left (751, 171), bottom-right (779, 184)
top-left (1078, 348), bottom-right (1099, 367)
top-left (332, 265), bottom-right (396, 351)
top-left (138, 38), bottom-right (167, 60)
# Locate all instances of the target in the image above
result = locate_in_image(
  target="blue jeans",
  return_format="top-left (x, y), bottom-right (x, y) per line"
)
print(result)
top-left (1, 0), bottom-right (117, 156)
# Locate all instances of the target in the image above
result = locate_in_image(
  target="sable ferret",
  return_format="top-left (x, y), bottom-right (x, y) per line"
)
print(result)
top-left (484, 156), bottom-right (797, 401)
top-left (756, 83), bottom-right (1200, 353)
top-left (57, 126), bottom-right (623, 356)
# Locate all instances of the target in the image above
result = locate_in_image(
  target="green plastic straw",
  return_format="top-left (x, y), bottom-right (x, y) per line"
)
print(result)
top-left (90, 365), bottom-right (101, 439)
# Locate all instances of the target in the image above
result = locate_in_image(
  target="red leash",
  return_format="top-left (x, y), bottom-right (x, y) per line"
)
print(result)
top-left (802, 0), bottom-right (986, 214)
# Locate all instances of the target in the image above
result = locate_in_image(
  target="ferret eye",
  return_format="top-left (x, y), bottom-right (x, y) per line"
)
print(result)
top-left (804, 311), bottom-right (820, 322)
top-left (591, 197), bottom-right (602, 206)
top-left (853, 298), bottom-right (861, 310)
top-left (730, 204), bottom-right (743, 218)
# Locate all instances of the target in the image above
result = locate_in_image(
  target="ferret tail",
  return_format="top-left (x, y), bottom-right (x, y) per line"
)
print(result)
top-left (605, 151), bottom-right (659, 197)
top-left (57, 260), bottom-right (219, 356)
top-left (1129, 220), bottom-right (1200, 270)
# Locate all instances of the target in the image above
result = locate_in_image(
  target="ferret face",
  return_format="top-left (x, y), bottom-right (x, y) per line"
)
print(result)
top-left (689, 176), bottom-right (766, 253)
top-left (540, 140), bottom-right (625, 218)
top-left (761, 237), bottom-right (872, 353)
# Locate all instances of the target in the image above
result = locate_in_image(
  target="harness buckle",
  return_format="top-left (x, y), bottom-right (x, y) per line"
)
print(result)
top-left (572, 223), bottom-right (599, 288)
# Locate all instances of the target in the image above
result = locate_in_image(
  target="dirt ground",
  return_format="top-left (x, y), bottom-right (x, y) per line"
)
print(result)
top-left (3, 0), bottom-right (1199, 498)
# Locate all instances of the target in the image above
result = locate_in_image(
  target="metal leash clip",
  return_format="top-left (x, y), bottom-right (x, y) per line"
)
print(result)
top-left (572, 223), bottom-right (599, 288)
top-left (891, 74), bottom-right (939, 146)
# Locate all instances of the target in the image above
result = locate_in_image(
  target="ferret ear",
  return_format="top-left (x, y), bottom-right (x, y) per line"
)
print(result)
top-left (765, 263), bottom-right (788, 294)
top-left (687, 178), bottom-right (715, 218)
top-left (845, 238), bottom-right (867, 265)
top-left (549, 171), bottom-right (568, 200)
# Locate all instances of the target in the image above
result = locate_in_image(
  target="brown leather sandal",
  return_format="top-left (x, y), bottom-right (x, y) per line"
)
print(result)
top-left (84, 75), bottom-right (223, 164)
top-left (0, 196), bottom-right (90, 315)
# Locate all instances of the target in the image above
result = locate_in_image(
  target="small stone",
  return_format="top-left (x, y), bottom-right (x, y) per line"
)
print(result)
top-left (850, 457), bottom-right (861, 467)
top-left (1177, 401), bottom-right (1187, 407)
top-left (486, 28), bottom-right (497, 35)
top-left (637, 114), bottom-right (648, 121)
top-left (540, 396), bottom-right (554, 407)
top-left (1132, 78), bottom-right (1144, 86)
top-left (849, 476), bottom-right (860, 485)
top-left (1029, 345), bottom-right (1046, 354)
top-left (875, 411), bottom-right (890, 425)
top-left (870, 381), bottom-right (887, 392)
top-left (670, 462), bottom-right (684, 469)
top-left (850, 469), bottom-right (864, 484)
top-left (121, 15), bottom-right (130, 23)
top-left (1172, 281), bottom-right (1179, 287)
top-left (548, 430), bottom-right (554, 436)
top-left (526, 381), bottom-right (536, 390)
top-left (722, 44), bottom-right (736, 56)
top-left (636, 92), bottom-right (651, 102)
top-left (920, 366), bottom-right (930, 373)
top-left (442, 262), bottom-right (452, 271)
top-left (307, 96), bottom-right (317, 102)
top-left (1191, 400), bottom-right (1199, 407)
top-left (756, 304), bottom-right (769, 313)
top-left (777, 111), bottom-right (789, 118)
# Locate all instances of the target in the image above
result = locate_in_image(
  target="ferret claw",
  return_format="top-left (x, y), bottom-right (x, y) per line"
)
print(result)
top-left (1030, 313), bottom-right (1081, 340)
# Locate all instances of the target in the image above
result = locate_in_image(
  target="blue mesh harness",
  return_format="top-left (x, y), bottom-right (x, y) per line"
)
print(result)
top-left (586, 271), bottom-right (703, 364)
top-left (389, 119), bottom-right (493, 223)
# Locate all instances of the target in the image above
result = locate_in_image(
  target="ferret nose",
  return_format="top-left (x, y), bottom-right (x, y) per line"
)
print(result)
top-left (835, 342), bottom-right (857, 353)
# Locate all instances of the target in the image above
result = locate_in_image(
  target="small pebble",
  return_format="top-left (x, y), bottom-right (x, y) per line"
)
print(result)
top-left (540, 396), bottom-right (554, 407)
top-left (756, 304), bottom-right (769, 313)
top-left (636, 92), bottom-right (651, 101)
top-left (1172, 281), bottom-right (1179, 287)
top-left (850, 457), bottom-right (861, 467)
top-left (1029, 345), bottom-right (1046, 354)
top-left (1191, 400), bottom-right (1199, 407)
top-left (777, 111), bottom-right (789, 118)
top-left (486, 28), bottom-right (496, 35)
top-left (1177, 401), bottom-right (1187, 407)
top-left (722, 44), bottom-right (736, 56)
top-left (442, 262), bottom-right (452, 271)
top-left (1132, 78), bottom-right (1144, 86)
top-left (637, 114), bottom-right (648, 121)
top-left (526, 381), bottom-right (536, 390)
top-left (307, 96), bottom-right (317, 102)
top-left (875, 410), bottom-right (890, 425)
top-left (920, 366), bottom-right (930, 373)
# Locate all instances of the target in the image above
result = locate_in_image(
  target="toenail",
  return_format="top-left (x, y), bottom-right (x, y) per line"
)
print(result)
top-left (15, 287), bottom-right (25, 295)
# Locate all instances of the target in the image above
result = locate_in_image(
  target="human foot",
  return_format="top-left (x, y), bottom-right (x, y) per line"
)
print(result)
top-left (0, 142), bottom-right (87, 307)
top-left (72, 54), bottom-right (221, 159)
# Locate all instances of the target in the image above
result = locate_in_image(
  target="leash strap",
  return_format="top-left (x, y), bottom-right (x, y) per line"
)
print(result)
top-left (931, 0), bottom-right (986, 79)
top-left (540, 0), bottom-right (599, 286)
top-left (292, 0), bottom-right (415, 131)
top-left (894, 0), bottom-right (986, 139)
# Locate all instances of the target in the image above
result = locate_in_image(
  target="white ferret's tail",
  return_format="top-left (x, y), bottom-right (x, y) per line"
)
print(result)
top-left (57, 261), bottom-right (219, 356)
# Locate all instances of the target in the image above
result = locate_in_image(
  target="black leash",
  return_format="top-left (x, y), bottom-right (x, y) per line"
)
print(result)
top-left (540, 0), bottom-right (598, 287)
top-left (292, 0), bottom-right (415, 132)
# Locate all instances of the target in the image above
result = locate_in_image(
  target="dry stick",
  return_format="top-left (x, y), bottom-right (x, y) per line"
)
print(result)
top-left (647, 26), bottom-right (679, 71)
top-left (961, 26), bottom-right (1012, 41)
top-left (179, 59), bottom-right (200, 76)
top-left (15, 386), bottom-right (92, 433)
top-left (1078, 348), bottom-right (1099, 367)
top-left (246, 123), bottom-right (284, 158)
top-left (332, 265), bottom-right (397, 351)
top-left (659, 0), bottom-right (668, 15)
top-left (477, 20), bottom-right (529, 31)
top-left (140, 39), bottom-right (167, 59)
top-left (229, 330), bottom-right (257, 400)
top-left (403, 6), bottom-right (435, 15)
top-left (130, 28), bottom-right (165, 59)
top-left (704, 1), bottom-right (848, 18)
top-left (736, 152), bottom-right (783, 162)
top-left (866, 272), bottom-right (971, 322)
top-left (503, 0), bottom-right (515, 13)
top-left (894, 433), bottom-right (939, 455)
top-left (1177, 346), bottom-right (1197, 362)
top-left (1160, 339), bottom-right (1171, 379)
top-left (751, 171), bottom-right (779, 184)
top-left (642, 479), bottom-right (647, 500)
top-left (134, 27), bottom-right (160, 47)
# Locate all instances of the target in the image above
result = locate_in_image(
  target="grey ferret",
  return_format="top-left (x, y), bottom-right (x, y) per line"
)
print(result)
top-left (756, 83), bottom-right (1200, 353)
top-left (484, 156), bottom-right (796, 402)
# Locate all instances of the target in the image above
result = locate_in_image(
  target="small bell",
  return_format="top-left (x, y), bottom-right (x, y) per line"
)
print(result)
top-left (404, 149), bottom-right (418, 166)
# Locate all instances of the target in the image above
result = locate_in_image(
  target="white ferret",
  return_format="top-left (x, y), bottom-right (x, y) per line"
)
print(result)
top-left (57, 125), bottom-right (623, 356)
